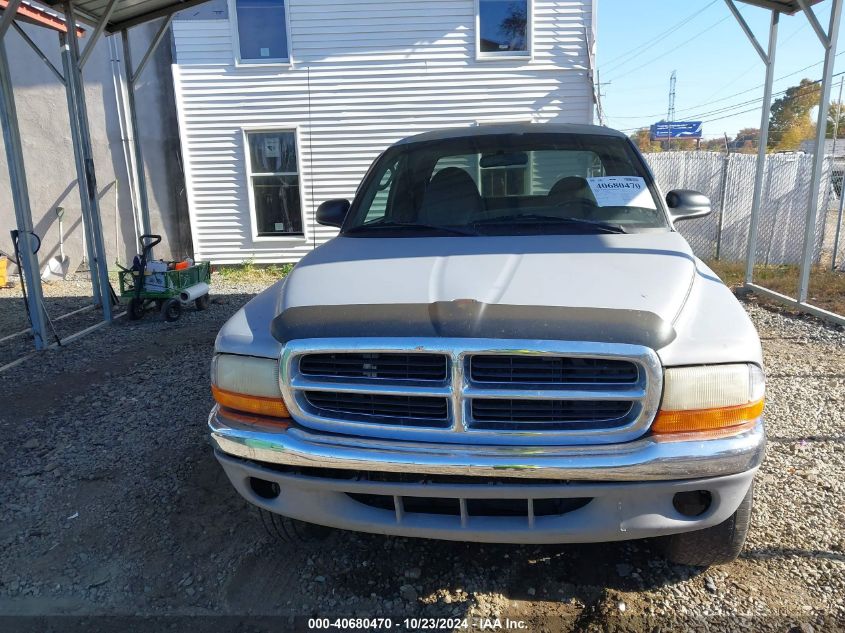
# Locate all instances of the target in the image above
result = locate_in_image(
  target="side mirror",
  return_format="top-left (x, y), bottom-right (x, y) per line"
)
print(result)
top-left (316, 199), bottom-right (350, 228)
top-left (666, 189), bottom-right (711, 222)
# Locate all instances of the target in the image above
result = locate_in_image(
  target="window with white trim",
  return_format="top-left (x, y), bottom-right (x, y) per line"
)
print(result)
top-left (246, 130), bottom-right (303, 236)
top-left (234, 0), bottom-right (289, 62)
top-left (478, 0), bottom-right (530, 57)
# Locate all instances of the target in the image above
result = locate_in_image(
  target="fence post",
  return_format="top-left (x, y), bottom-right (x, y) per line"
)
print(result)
top-left (833, 177), bottom-right (845, 270)
top-left (715, 152), bottom-right (731, 260)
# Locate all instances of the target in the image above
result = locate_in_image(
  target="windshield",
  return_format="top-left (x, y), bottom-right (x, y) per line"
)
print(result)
top-left (343, 132), bottom-right (669, 236)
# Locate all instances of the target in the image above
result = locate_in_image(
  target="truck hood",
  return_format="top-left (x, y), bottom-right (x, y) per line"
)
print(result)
top-left (280, 233), bottom-right (696, 323)
top-left (216, 232), bottom-right (762, 366)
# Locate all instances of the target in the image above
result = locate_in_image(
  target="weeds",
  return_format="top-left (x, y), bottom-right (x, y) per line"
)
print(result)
top-left (707, 260), bottom-right (845, 315)
top-left (215, 261), bottom-right (295, 283)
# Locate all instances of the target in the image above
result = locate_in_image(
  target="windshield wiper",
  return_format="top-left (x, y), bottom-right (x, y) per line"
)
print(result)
top-left (473, 214), bottom-right (626, 234)
top-left (344, 221), bottom-right (477, 236)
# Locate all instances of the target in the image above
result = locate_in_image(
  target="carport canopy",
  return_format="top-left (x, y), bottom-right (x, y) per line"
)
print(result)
top-left (37, 0), bottom-right (211, 32)
top-left (0, 0), bottom-right (219, 357)
top-left (719, 0), bottom-right (844, 326)
top-left (738, 0), bottom-right (822, 14)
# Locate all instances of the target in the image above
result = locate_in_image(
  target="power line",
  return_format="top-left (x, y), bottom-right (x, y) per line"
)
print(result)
top-left (702, 20), bottom-right (808, 102)
top-left (600, 1), bottom-right (718, 73)
top-left (610, 49), bottom-right (845, 123)
top-left (604, 15), bottom-right (733, 83)
top-left (618, 70), bottom-right (845, 133)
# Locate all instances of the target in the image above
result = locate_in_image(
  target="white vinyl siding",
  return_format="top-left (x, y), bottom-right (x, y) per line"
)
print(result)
top-left (173, 0), bottom-right (594, 264)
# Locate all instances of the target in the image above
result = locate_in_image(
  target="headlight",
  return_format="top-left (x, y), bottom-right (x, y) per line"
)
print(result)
top-left (211, 354), bottom-right (289, 418)
top-left (652, 364), bottom-right (764, 435)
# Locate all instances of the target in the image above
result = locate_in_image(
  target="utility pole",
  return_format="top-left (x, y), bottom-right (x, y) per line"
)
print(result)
top-left (667, 70), bottom-right (677, 151)
top-left (595, 70), bottom-right (610, 126)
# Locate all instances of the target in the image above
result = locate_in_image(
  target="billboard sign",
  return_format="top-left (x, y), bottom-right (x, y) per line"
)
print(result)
top-left (650, 121), bottom-right (703, 140)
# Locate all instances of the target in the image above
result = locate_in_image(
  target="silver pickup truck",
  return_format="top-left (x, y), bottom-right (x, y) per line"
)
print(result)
top-left (209, 124), bottom-right (765, 566)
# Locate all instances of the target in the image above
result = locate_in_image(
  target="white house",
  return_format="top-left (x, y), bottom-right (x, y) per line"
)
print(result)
top-left (171, 0), bottom-right (597, 263)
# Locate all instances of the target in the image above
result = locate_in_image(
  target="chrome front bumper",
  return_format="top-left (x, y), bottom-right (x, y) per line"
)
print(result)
top-left (209, 406), bottom-right (766, 481)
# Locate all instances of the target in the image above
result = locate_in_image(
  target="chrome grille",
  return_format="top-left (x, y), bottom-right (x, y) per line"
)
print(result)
top-left (303, 391), bottom-right (449, 425)
top-left (300, 352), bottom-right (447, 381)
top-left (470, 399), bottom-right (633, 428)
top-left (469, 355), bottom-right (638, 385)
top-left (282, 338), bottom-right (662, 446)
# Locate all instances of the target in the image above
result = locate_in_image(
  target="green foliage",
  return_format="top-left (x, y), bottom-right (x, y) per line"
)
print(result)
top-left (769, 79), bottom-right (819, 151)
top-left (216, 261), bottom-right (295, 282)
top-left (630, 128), bottom-right (662, 153)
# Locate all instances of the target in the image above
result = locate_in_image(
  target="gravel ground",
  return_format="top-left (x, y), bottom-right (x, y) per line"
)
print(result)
top-left (0, 277), bottom-right (843, 631)
top-left (0, 275), bottom-right (106, 368)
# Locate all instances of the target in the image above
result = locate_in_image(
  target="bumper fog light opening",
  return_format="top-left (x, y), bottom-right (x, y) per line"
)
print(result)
top-left (672, 490), bottom-right (712, 517)
top-left (249, 477), bottom-right (281, 500)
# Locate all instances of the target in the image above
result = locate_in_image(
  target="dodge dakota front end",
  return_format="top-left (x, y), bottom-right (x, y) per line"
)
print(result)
top-left (208, 124), bottom-right (765, 566)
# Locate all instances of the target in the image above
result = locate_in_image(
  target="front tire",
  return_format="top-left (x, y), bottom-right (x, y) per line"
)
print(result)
top-left (662, 482), bottom-right (753, 567)
top-left (259, 508), bottom-right (332, 544)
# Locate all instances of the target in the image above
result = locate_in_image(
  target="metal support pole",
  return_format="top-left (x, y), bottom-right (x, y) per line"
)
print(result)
top-left (64, 1), bottom-right (113, 320)
top-left (11, 23), bottom-right (65, 84)
top-left (121, 28), bottom-right (154, 250)
top-left (0, 0), bottom-right (22, 39)
top-left (798, 0), bottom-right (842, 302)
top-left (715, 152), bottom-right (731, 261)
top-left (60, 31), bottom-right (102, 306)
top-left (131, 16), bottom-right (172, 83)
top-left (744, 10), bottom-right (779, 284)
top-left (832, 76), bottom-right (844, 271)
top-left (0, 38), bottom-right (48, 349)
top-left (78, 0), bottom-right (118, 68)
top-left (833, 183), bottom-right (845, 270)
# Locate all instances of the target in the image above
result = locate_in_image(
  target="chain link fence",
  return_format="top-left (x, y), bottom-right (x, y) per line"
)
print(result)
top-left (644, 151), bottom-right (841, 266)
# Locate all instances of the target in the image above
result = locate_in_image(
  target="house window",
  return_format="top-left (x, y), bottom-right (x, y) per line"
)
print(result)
top-left (246, 131), bottom-right (303, 236)
top-left (481, 165), bottom-right (527, 197)
top-left (478, 0), bottom-right (530, 56)
top-left (234, 0), bottom-right (289, 62)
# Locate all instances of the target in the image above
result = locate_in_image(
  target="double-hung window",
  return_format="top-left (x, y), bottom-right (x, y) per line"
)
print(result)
top-left (233, 0), bottom-right (289, 63)
top-left (245, 130), bottom-right (303, 237)
top-left (477, 0), bottom-right (531, 58)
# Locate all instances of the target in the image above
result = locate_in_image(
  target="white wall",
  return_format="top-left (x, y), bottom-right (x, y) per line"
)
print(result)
top-left (173, 0), bottom-right (595, 264)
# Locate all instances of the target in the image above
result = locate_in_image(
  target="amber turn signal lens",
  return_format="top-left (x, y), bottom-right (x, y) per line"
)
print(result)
top-left (212, 384), bottom-right (290, 419)
top-left (651, 399), bottom-right (764, 435)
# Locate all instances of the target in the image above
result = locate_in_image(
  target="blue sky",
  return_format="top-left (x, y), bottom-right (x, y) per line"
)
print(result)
top-left (596, 0), bottom-right (840, 139)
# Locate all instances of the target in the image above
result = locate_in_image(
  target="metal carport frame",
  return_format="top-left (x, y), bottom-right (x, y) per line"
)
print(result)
top-left (0, 0), bottom-right (213, 353)
top-left (728, 0), bottom-right (845, 327)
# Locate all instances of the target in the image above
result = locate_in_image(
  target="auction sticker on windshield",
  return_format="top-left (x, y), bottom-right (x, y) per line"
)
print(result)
top-left (587, 176), bottom-right (656, 209)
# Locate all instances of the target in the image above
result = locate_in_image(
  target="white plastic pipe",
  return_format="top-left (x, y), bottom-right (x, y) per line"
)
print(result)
top-left (180, 282), bottom-right (209, 302)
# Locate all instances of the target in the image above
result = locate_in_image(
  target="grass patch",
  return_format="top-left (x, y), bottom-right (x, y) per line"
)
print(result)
top-left (707, 259), bottom-right (845, 315)
top-left (214, 261), bottom-right (295, 284)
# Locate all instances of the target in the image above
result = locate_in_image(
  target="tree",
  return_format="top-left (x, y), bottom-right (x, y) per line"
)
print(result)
top-left (630, 128), bottom-right (662, 153)
top-left (826, 100), bottom-right (845, 138)
top-left (769, 79), bottom-right (819, 151)
top-left (731, 128), bottom-right (759, 153)
top-left (499, 3), bottom-right (528, 50)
